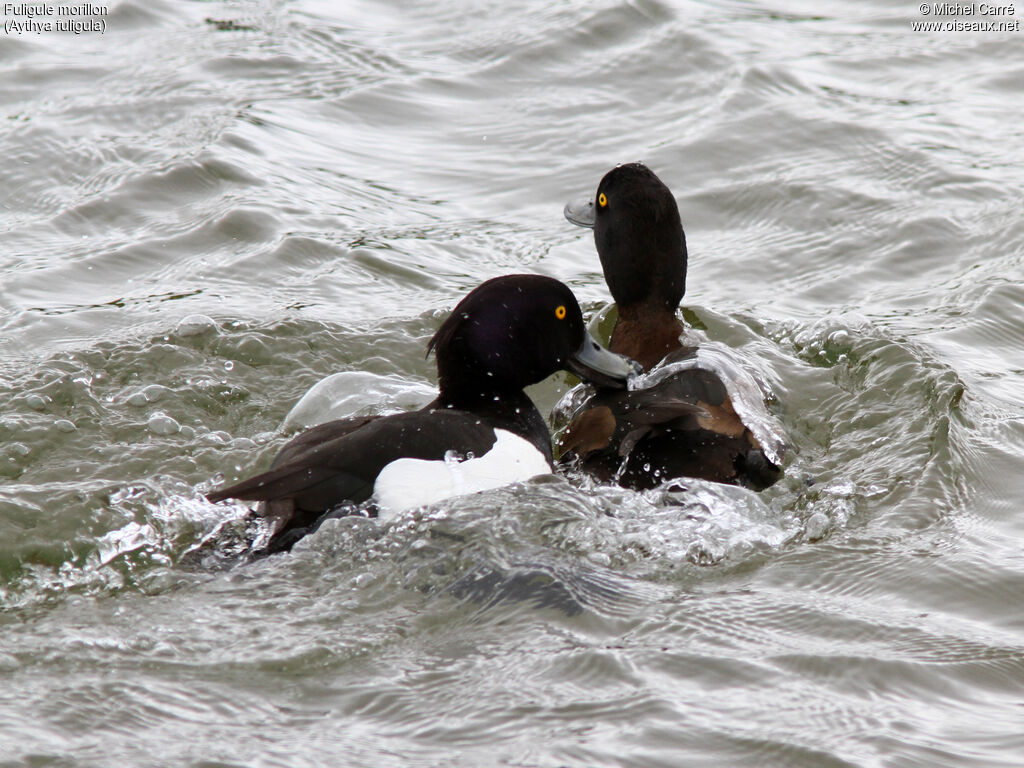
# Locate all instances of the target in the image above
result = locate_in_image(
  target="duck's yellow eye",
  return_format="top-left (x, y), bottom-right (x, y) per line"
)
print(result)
top-left (555, 305), bottom-right (567, 320)
top-left (598, 193), bottom-right (607, 208)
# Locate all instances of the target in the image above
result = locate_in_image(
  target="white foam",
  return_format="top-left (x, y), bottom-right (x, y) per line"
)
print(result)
top-left (282, 371), bottom-right (436, 431)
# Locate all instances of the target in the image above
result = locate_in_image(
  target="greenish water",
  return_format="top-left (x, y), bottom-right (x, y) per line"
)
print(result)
top-left (2, 1), bottom-right (1024, 765)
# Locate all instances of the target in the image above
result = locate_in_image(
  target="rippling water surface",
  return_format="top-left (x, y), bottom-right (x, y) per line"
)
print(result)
top-left (2, 1), bottom-right (1024, 765)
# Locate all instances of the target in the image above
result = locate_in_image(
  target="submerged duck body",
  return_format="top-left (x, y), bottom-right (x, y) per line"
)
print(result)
top-left (558, 163), bottom-right (784, 491)
top-left (207, 274), bottom-right (637, 553)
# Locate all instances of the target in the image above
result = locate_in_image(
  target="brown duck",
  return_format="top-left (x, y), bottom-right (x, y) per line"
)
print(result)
top-left (557, 163), bottom-right (784, 491)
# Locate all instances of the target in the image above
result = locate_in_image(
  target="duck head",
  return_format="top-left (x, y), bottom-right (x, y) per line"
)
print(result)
top-left (565, 162), bottom-right (687, 312)
top-left (428, 274), bottom-right (639, 403)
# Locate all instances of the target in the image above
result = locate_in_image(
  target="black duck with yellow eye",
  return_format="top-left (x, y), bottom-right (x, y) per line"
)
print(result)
top-left (206, 274), bottom-right (639, 553)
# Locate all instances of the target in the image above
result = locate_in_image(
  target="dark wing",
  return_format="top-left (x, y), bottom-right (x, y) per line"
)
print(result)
top-left (559, 368), bottom-right (722, 457)
top-left (205, 415), bottom-right (379, 506)
top-left (206, 410), bottom-right (499, 552)
top-left (558, 366), bottom-right (781, 490)
top-left (267, 415), bottom-right (380, 470)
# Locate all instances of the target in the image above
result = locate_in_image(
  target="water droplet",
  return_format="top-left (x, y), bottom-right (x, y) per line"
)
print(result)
top-left (587, 551), bottom-right (612, 567)
top-left (176, 314), bottom-right (217, 337)
top-left (805, 512), bottom-right (830, 541)
top-left (147, 412), bottom-right (180, 436)
top-left (24, 394), bottom-right (49, 411)
top-left (354, 572), bottom-right (375, 588)
top-left (126, 384), bottom-right (167, 407)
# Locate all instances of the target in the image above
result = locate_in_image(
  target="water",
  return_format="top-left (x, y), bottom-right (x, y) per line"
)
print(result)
top-left (2, 0), bottom-right (1024, 765)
